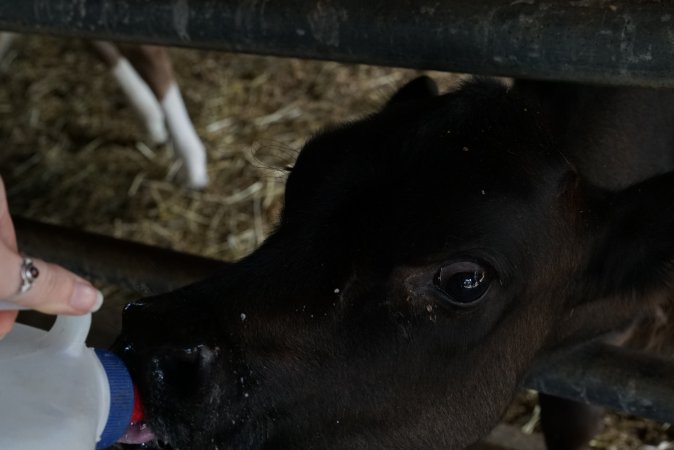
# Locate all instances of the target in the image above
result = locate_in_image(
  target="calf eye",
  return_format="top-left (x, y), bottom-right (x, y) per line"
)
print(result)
top-left (433, 261), bottom-right (492, 306)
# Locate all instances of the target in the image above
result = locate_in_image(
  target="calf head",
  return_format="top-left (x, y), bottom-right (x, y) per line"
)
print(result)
top-left (115, 77), bottom-right (674, 449)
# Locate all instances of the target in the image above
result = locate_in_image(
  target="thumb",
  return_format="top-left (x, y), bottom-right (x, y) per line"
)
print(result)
top-left (0, 310), bottom-right (18, 339)
top-left (0, 248), bottom-right (103, 315)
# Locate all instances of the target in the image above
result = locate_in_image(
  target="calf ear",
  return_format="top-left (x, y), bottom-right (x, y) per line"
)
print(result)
top-left (552, 172), bottom-right (674, 347)
top-left (587, 172), bottom-right (674, 299)
top-left (385, 75), bottom-right (438, 107)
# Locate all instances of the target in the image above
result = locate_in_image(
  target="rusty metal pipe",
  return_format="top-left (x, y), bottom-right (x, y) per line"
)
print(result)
top-left (526, 342), bottom-right (674, 425)
top-left (0, 0), bottom-right (673, 87)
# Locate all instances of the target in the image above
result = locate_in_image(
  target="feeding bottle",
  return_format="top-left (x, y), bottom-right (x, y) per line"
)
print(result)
top-left (0, 312), bottom-right (142, 450)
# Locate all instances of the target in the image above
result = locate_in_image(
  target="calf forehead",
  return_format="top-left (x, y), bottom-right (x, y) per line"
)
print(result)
top-left (287, 88), bottom-right (568, 261)
top-left (291, 81), bottom-right (564, 204)
top-left (378, 179), bottom-right (564, 272)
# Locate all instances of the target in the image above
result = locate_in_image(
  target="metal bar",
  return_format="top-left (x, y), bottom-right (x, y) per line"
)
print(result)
top-left (13, 217), bottom-right (227, 295)
top-left (470, 425), bottom-right (545, 450)
top-left (526, 342), bottom-right (674, 424)
top-left (14, 218), bottom-right (674, 423)
top-left (0, 0), bottom-right (673, 87)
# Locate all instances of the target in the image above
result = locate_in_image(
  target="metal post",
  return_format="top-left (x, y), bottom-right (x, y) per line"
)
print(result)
top-left (0, 0), bottom-right (673, 87)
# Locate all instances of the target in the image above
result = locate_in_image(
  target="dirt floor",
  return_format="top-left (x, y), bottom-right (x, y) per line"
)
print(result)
top-left (1, 35), bottom-right (673, 450)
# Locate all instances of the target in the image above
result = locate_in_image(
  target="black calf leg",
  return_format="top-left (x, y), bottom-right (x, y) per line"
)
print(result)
top-left (539, 393), bottom-right (603, 450)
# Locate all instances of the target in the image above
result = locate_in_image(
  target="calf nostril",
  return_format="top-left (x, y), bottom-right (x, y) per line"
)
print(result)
top-left (121, 297), bottom-right (165, 330)
top-left (123, 299), bottom-right (153, 314)
top-left (121, 302), bottom-right (145, 322)
top-left (121, 304), bottom-right (147, 334)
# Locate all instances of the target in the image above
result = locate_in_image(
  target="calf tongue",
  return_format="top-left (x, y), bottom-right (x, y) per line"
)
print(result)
top-left (117, 385), bottom-right (156, 444)
top-left (118, 422), bottom-right (156, 445)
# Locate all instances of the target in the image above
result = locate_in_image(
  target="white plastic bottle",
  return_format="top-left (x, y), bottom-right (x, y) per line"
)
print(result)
top-left (0, 313), bottom-right (137, 450)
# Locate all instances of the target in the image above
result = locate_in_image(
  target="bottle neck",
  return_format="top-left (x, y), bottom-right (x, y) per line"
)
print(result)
top-left (94, 349), bottom-right (135, 449)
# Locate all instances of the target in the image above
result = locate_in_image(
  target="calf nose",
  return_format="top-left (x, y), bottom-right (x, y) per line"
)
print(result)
top-left (118, 293), bottom-right (221, 365)
top-left (120, 293), bottom-right (178, 337)
top-left (120, 299), bottom-right (154, 337)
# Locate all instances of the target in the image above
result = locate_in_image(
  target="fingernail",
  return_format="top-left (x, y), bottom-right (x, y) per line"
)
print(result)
top-left (70, 283), bottom-right (104, 312)
top-left (92, 290), bottom-right (104, 312)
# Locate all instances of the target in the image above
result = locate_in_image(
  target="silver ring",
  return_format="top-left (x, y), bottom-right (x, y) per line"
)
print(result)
top-left (18, 256), bottom-right (39, 295)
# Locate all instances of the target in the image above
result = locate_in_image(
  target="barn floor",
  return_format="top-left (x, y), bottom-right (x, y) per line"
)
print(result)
top-left (1, 35), bottom-right (673, 449)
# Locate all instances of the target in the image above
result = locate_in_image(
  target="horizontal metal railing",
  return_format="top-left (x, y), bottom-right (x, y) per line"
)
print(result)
top-left (0, 0), bottom-right (673, 87)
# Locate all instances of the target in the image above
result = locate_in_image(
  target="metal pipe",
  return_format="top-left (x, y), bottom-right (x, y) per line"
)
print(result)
top-left (14, 218), bottom-right (674, 423)
top-left (14, 217), bottom-right (227, 295)
top-left (0, 0), bottom-right (673, 87)
top-left (526, 342), bottom-right (674, 424)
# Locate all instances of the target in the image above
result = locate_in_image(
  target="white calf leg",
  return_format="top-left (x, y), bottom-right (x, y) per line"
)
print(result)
top-left (111, 58), bottom-right (168, 145)
top-left (0, 33), bottom-right (16, 62)
top-left (161, 82), bottom-right (209, 188)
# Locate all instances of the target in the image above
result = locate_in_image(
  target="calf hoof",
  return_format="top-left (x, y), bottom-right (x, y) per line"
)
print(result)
top-left (170, 133), bottom-right (209, 188)
top-left (145, 119), bottom-right (169, 146)
top-left (184, 161), bottom-right (209, 189)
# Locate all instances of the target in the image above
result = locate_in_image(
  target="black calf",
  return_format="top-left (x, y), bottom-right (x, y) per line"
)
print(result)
top-left (116, 77), bottom-right (674, 450)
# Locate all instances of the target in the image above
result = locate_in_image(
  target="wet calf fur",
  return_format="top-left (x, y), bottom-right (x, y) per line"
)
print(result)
top-left (115, 77), bottom-right (674, 449)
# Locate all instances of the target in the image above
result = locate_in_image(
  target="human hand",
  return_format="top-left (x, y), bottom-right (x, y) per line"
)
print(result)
top-left (0, 177), bottom-right (102, 338)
